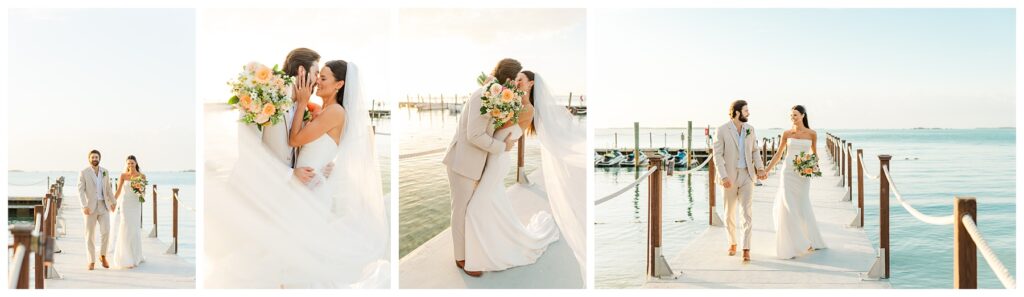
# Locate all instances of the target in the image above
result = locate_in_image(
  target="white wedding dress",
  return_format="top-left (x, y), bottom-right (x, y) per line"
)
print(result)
top-left (203, 62), bottom-right (389, 289)
top-left (464, 125), bottom-right (560, 272)
top-left (294, 134), bottom-right (340, 209)
top-left (773, 138), bottom-right (827, 259)
top-left (112, 179), bottom-right (144, 269)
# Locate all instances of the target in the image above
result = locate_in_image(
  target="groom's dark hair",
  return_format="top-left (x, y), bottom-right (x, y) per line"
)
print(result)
top-left (88, 149), bottom-right (101, 159)
top-left (729, 100), bottom-right (748, 119)
top-left (283, 48), bottom-right (321, 77)
top-left (491, 58), bottom-right (522, 84)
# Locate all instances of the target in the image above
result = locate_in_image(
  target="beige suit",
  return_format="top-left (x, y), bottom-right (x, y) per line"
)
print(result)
top-left (78, 166), bottom-right (116, 263)
top-left (712, 121), bottom-right (764, 250)
top-left (262, 104), bottom-right (297, 169)
top-left (442, 86), bottom-right (506, 261)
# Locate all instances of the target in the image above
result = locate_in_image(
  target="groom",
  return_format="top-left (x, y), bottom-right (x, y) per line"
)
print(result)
top-left (442, 58), bottom-right (521, 277)
top-left (262, 47), bottom-right (331, 184)
top-left (77, 149), bottom-right (116, 270)
top-left (712, 100), bottom-right (767, 262)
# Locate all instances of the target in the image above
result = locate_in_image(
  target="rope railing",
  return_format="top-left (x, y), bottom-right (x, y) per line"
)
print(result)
top-left (8, 179), bottom-right (48, 186)
top-left (399, 147), bottom-right (447, 159)
top-left (857, 153), bottom-right (880, 180)
top-left (8, 244), bottom-right (27, 289)
top-left (594, 166), bottom-right (658, 206)
top-left (881, 165), bottom-right (954, 225)
top-left (960, 214), bottom-right (1016, 289)
top-left (669, 154), bottom-right (713, 176)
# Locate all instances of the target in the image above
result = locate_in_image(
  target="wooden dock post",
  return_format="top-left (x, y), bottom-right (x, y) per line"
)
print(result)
top-left (647, 157), bottom-right (674, 278)
top-left (33, 206), bottom-right (44, 289)
top-left (10, 225), bottom-right (33, 289)
top-left (878, 155), bottom-right (892, 279)
top-left (634, 122), bottom-right (641, 169)
top-left (166, 188), bottom-right (180, 255)
top-left (686, 121), bottom-right (693, 171)
top-left (149, 185), bottom-right (158, 238)
top-left (954, 196), bottom-right (977, 289)
top-left (855, 149), bottom-right (865, 227)
top-left (847, 142), bottom-right (853, 196)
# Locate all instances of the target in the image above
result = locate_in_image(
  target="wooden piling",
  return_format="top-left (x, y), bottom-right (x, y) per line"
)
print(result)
top-left (878, 154), bottom-right (892, 279)
top-left (953, 197), bottom-right (977, 289)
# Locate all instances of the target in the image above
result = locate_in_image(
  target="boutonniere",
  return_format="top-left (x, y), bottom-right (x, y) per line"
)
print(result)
top-left (745, 128), bottom-right (751, 136)
top-left (102, 170), bottom-right (107, 178)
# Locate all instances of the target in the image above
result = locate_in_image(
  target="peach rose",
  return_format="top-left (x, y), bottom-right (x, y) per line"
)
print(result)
top-left (490, 109), bottom-right (502, 118)
top-left (489, 83), bottom-right (503, 95)
top-left (500, 89), bottom-right (514, 103)
top-left (238, 93), bottom-right (253, 110)
top-left (255, 102), bottom-right (275, 124)
top-left (254, 64), bottom-right (273, 83)
top-left (802, 168), bottom-right (813, 175)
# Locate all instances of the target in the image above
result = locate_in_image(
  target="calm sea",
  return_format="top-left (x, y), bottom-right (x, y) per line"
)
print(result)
top-left (8, 171), bottom-right (197, 264)
top-left (595, 128), bottom-right (1016, 289)
top-left (398, 107), bottom-right (586, 258)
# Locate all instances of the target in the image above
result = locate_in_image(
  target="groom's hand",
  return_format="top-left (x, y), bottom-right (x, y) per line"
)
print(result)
top-left (294, 167), bottom-right (316, 184)
top-left (83, 207), bottom-right (91, 215)
top-left (721, 177), bottom-right (733, 189)
top-left (322, 162), bottom-right (335, 178)
top-left (504, 134), bottom-right (516, 152)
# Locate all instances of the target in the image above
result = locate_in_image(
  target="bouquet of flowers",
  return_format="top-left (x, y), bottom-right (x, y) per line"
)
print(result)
top-left (227, 62), bottom-right (294, 131)
top-left (476, 73), bottom-right (525, 130)
top-left (792, 151), bottom-right (822, 178)
top-left (130, 175), bottom-right (148, 203)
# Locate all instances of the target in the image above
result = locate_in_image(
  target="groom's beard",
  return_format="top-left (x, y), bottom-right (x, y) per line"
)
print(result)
top-left (90, 161), bottom-right (99, 167)
top-left (737, 115), bottom-right (748, 123)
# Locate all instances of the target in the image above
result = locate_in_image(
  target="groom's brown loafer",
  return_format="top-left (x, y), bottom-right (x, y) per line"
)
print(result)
top-left (463, 270), bottom-right (483, 277)
top-left (728, 244), bottom-right (737, 256)
top-left (87, 263), bottom-right (95, 270)
top-left (456, 260), bottom-right (465, 269)
top-left (100, 255), bottom-right (109, 269)
top-left (742, 249), bottom-right (751, 262)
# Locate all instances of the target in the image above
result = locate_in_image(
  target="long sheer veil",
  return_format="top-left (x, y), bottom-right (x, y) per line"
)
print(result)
top-left (531, 73), bottom-right (587, 283)
top-left (326, 62), bottom-right (390, 281)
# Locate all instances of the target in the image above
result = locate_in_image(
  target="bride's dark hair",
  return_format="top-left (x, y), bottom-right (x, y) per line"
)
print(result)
top-left (521, 70), bottom-right (536, 136)
top-left (324, 60), bottom-right (348, 107)
top-left (126, 155), bottom-right (141, 173)
top-left (793, 105), bottom-right (809, 128)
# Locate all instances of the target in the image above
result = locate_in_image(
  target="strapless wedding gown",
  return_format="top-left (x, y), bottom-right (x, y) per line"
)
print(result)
top-left (112, 179), bottom-right (144, 269)
top-left (295, 134), bottom-right (339, 209)
top-left (773, 138), bottom-right (827, 259)
top-left (464, 125), bottom-right (560, 272)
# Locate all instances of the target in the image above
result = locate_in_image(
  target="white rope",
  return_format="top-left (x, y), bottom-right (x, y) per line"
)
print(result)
top-left (399, 148), bottom-right (447, 159)
top-left (857, 153), bottom-right (880, 180)
top-left (8, 244), bottom-right (27, 289)
top-left (671, 155), bottom-right (712, 176)
top-left (594, 167), bottom-right (658, 206)
top-left (882, 165), bottom-right (955, 225)
top-left (7, 179), bottom-right (48, 186)
top-left (961, 214), bottom-right (1017, 289)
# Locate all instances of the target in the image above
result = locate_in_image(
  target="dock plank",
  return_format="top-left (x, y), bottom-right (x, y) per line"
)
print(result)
top-left (644, 160), bottom-right (890, 289)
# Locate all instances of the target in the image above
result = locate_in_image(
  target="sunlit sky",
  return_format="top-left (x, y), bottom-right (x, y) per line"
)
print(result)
top-left (398, 8), bottom-right (586, 103)
top-left (591, 9), bottom-right (1015, 129)
top-left (8, 9), bottom-right (196, 171)
top-left (197, 8), bottom-right (392, 107)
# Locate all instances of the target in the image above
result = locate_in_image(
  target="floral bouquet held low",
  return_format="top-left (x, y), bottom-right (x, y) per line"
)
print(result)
top-left (792, 151), bottom-right (822, 178)
top-left (476, 73), bottom-right (525, 130)
top-left (227, 62), bottom-right (294, 131)
top-left (130, 175), bottom-right (148, 203)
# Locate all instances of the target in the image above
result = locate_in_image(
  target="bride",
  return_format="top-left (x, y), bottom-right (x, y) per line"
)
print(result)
top-left (203, 59), bottom-right (389, 288)
top-left (764, 105), bottom-right (827, 259)
top-left (463, 70), bottom-right (587, 282)
top-left (111, 155), bottom-right (145, 269)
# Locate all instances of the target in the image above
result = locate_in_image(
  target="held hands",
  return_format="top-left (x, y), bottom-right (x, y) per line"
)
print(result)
top-left (756, 169), bottom-right (768, 180)
top-left (293, 66), bottom-right (315, 104)
top-left (294, 167), bottom-right (316, 184)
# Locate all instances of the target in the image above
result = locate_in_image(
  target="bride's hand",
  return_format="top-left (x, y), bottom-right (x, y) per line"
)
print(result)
top-left (294, 167), bottom-right (315, 184)
top-left (293, 66), bottom-right (314, 103)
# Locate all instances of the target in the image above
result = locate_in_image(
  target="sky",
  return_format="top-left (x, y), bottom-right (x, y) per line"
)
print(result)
top-left (591, 9), bottom-right (1016, 129)
top-left (197, 8), bottom-right (392, 108)
top-left (398, 8), bottom-right (586, 105)
top-left (8, 9), bottom-right (196, 171)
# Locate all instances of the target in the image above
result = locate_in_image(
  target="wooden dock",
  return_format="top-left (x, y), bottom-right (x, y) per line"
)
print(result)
top-left (399, 182), bottom-right (583, 289)
top-left (644, 161), bottom-right (889, 289)
top-left (23, 194), bottom-right (195, 289)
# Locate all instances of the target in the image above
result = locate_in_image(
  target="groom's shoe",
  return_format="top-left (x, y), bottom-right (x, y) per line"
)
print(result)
top-left (742, 249), bottom-right (751, 262)
top-left (87, 263), bottom-right (95, 270)
top-left (463, 270), bottom-right (483, 278)
top-left (100, 255), bottom-right (109, 269)
top-left (455, 260), bottom-right (465, 269)
top-left (728, 244), bottom-right (737, 256)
